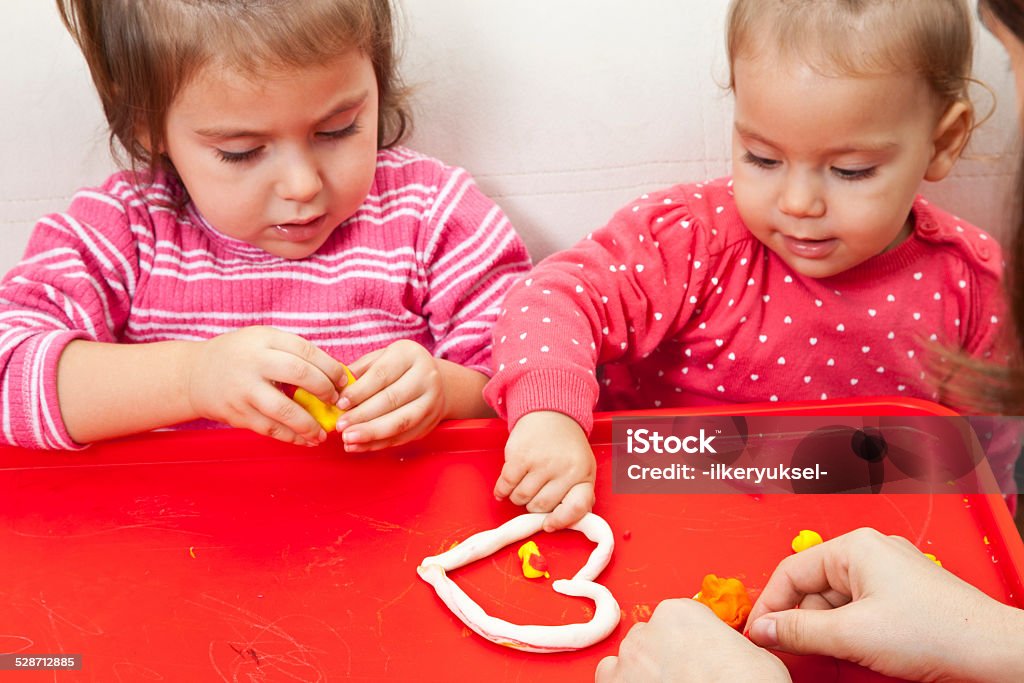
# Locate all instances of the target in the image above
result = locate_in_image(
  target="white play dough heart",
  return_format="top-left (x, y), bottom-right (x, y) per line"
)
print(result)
top-left (417, 513), bottom-right (620, 653)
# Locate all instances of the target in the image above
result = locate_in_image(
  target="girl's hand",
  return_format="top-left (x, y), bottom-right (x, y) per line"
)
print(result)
top-left (495, 411), bottom-right (596, 531)
top-left (334, 340), bottom-right (447, 451)
top-left (187, 326), bottom-right (348, 446)
top-left (596, 599), bottom-right (791, 682)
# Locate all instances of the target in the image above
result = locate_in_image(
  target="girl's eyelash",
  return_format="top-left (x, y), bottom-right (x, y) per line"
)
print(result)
top-left (317, 123), bottom-right (361, 140)
top-left (742, 151), bottom-right (778, 169)
top-left (215, 124), bottom-right (361, 165)
top-left (832, 166), bottom-right (877, 181)
top-left (742, 150), bottom-right (877, 182)
top-left (217, 147), bottom-right (263, 164)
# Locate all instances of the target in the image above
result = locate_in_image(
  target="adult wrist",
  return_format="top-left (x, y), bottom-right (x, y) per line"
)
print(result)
top-left (943, 593), bottom-right (1024, 683)
top-left (984, 602), bottom-right (1024, 683)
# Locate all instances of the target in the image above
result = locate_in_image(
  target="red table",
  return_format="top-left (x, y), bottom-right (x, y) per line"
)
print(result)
top-left (1, 399), bottom-right (1021, 682)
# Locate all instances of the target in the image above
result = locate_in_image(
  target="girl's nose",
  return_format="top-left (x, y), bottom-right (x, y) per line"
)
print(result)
top-left (778, 174), bottom-right (825, 218)
top-left (275, 149), bottom-right (324, 203)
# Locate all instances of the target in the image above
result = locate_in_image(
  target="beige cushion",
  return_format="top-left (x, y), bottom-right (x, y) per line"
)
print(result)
top-left (1, 0), bottom-right (1018, 270)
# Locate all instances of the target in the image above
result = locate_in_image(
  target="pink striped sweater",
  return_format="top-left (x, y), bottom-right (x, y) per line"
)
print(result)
top-left (0, 147), bottom-right (531, 449)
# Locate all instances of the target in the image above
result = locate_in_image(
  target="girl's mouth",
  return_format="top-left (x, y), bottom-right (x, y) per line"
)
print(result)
top-left (782, 234), bottom-right (839, 259)
top-left (273, 215), bottom-right (327, 242)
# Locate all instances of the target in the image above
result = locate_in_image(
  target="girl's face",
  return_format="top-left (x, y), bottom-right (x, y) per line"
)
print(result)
top-left (163, 50), bottom-right (379, 259)
top-left (731, 53), bottom-right (967, 279)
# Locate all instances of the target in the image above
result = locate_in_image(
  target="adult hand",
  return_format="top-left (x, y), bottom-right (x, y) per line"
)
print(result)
top-left (495, 410), bottom-right (596, 531)
top-left (596, 598), bottom-right (790, 682)
top-left (747, 527), bottom-right (1024, 683)
top-left (188, 326), bottom-right (347, 446)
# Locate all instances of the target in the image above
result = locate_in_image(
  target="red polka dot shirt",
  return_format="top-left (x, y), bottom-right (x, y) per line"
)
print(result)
top-left (485, 177), bottom-right (1007, 433)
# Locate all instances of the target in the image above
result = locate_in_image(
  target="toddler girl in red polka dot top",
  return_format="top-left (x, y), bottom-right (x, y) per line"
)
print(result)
top-left (484, 0), bottom-right (1018, 530)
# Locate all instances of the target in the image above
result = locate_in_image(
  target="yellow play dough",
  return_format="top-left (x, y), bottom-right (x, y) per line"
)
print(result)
top-left (293, 364), bottom-right (357, 431)
top-left (517, 540), bottom-right (550, 579)
top-left (791, 529), bottom-right (823, 553)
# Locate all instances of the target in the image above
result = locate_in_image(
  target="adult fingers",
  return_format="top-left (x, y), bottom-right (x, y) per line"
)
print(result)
top-left (799, 589), bottom-right (852, 611)
top-left (594, 655), bottom-right (618, 682)
top-left (746, 536), bottom-right (854, 626)
top-left (748, 604), bottom-right (869, 661)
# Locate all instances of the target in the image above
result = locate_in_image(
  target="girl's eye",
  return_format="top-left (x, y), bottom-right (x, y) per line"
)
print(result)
top-left (742, 151), bottom-right (779, 170)
top-left (216, 147), bottom-right (263, 164)
top-left (832, 166), bottom-right (877, 181)
top-left (213, 123), bottom-right (359, 164)
top-left (316, 123), bottom-right (361, 140)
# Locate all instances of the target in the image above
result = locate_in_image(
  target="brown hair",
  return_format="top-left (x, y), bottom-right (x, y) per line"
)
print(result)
top-left (726, 0), bottom-right (975, 114)
top-left (56, 0), bottom-right (411, 174)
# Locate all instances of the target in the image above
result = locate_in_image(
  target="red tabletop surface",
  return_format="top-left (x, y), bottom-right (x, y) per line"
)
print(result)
top-left (1, 399), bottom-right (1022, 682)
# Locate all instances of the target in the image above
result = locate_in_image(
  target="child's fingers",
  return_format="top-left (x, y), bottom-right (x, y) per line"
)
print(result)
top-left (251, 384), bottom-right (326, 445)
top-left (494, 458), bottom-right (529, 500)
top-left (541, 482), bottom-right (595, 532)
top-left (340, 427), bottom-right (429, 453)
top-left (336, 365), bottom-right (427, 427)
top-left (236, 404), bottom-right (313, 446)
top-left (525, 478), bottom-right (571, 513)
top-left (340, 394), bottom-right (437, 449)
top-left (248, 415), bottom-right (314, 446)
top-left (267, 331), bottom-right (349, 400)
top-left (336, 351), bottom-right (412, 411)
top-left (344, 348), bottom-right (386, 379)
top-left (263, 348), bottom-right (343, 405)
top-left (508, 470), bottom-right (548, 507)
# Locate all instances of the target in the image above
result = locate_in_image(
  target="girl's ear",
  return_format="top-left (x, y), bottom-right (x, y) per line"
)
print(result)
top-left (924, 100), bottom-right (972, 182)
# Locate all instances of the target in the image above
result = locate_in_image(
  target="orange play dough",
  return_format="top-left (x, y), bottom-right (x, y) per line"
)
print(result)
top-left (694, 574), bottom-right (752, 630)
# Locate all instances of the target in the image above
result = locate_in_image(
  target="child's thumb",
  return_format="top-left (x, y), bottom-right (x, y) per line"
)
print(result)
top-left (748, 609), bottom-right (850, 658)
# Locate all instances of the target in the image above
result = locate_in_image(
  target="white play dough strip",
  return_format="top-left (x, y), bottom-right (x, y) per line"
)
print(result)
top-left (417, 513), bottom-right (620, 653)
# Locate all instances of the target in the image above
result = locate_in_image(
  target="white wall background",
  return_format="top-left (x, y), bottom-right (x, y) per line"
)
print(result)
top-left (0, 1), bottom-right (1019, 271)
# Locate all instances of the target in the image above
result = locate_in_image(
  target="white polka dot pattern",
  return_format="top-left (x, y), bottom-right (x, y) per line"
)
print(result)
top-left (484, 177), bottom-right (1008, 438)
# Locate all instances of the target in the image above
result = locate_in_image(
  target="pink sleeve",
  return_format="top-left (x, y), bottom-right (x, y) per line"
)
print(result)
top-left (484, 188), bottom-right (715, 433)
top-left (0, 190), bottom-right (140, 449)
top-left (419, 167), bottom-right (531, 376)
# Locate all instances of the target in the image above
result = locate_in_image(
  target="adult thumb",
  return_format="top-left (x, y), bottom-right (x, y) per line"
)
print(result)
top-left (748, 609), bottom-right (851, 658)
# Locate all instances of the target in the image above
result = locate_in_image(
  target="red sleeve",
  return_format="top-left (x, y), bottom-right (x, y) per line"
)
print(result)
top-left (483, 185), bottom-right (719, 432)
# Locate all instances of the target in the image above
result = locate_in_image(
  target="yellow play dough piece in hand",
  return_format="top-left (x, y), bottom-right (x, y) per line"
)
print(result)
top-left (791, 529), bottom-right (823, 553)
top-left (293, 364), bottom-right (357, 431)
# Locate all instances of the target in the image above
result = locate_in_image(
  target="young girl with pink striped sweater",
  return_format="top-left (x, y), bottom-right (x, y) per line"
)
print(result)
top-left (0, 0), bottom-right (529, 450)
